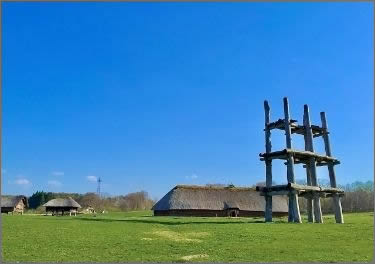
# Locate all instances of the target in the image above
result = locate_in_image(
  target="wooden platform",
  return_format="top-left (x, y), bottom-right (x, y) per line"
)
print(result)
top-left (265, 118), bottom-right (327, 138)
top-left (256, 183), bottom-right (344, 198)
top-left (259, 148), bottom-right (340, 165)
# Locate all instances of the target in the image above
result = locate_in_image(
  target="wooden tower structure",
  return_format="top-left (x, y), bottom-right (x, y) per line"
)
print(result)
top-left (256, 97), bottom-right (344, 223)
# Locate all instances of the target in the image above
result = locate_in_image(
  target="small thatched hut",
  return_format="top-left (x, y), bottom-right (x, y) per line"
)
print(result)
top-left (1, 195), bottom-right (28, 214)
top-left (152, 185), bottom-right (289, 217)
top-left (43, 197), bottom-right (81, 216)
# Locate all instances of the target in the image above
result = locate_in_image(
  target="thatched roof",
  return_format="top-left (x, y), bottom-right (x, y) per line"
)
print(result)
top-left (1, 195), bottom-right (28, 208)
top-left (43, 197), bottom-right (81, 208)
top-left (152, 185), bottom-right (288, 212)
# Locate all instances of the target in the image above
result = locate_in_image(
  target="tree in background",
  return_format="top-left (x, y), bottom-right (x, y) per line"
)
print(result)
top-left (117, 191), bottom-right (154, 211)
top-left (27, 190), bottom-right (155, 212)
top-left (298, 180), bottom-right (374, 213)
top-left (77, 193), bottom-right (101, 207)
top-left (28, 191), bottom-right (55, 209)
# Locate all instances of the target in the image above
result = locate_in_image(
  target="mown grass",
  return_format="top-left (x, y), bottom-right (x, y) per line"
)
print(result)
top-left (2, 211), bottom-right (373, 262)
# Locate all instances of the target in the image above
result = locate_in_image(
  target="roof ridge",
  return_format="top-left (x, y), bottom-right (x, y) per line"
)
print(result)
top-left (174, 184), bottom-right (256, 191)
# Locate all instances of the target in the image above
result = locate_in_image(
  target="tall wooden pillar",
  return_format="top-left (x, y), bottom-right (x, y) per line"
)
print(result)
top-left (320, 112), bottom-right (344, 223)
top-left (264, 101), bottom-right (273, 222)
top-left (304, 105), bottom-right (323, 223)
top-left (283, 97), bottom-right (301, 223)
top-left (303, 111), bottom-right (315, 223)
top-left (305, 166), bottom-right (315, 223)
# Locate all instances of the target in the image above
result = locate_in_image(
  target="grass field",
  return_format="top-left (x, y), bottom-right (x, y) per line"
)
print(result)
top-left (2, 211), bottom-right (373, 262)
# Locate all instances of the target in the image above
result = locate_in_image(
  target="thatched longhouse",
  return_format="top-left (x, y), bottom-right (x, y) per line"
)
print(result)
top-left (43, 197), bottom-right (81, 216)
top-left (152, 185), bottom-right (288, 217)
top-left (1, 195), bottom-right (28, 214)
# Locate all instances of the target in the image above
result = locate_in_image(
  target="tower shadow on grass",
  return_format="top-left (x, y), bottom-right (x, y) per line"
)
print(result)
top-left (72, 217), bottom-right (287, 225)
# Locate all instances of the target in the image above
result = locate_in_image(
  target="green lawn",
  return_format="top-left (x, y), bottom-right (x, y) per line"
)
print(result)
top-left (2, 211), bottom-right (373, 262)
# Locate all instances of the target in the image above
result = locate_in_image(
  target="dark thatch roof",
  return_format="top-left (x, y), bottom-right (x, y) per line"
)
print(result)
top-left (43, 197), bottom-right (81, 208)
top-left (1, 195), bottom-right (28, 208)
top-left (152, 185), bottom-right (288, 212)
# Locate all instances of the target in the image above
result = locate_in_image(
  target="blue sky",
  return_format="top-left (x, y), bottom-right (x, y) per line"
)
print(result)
top-left (2, 2), bottom-right (373, 199)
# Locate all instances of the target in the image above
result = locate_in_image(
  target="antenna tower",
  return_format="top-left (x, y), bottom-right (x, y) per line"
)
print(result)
top-left (97, 177), bottom-right (102, 197)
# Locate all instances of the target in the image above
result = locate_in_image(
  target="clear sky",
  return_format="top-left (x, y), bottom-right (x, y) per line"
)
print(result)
top-left (2, 2), bottom-right (373, 199)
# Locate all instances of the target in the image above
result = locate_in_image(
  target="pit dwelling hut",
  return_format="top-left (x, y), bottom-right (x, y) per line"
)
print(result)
top-left (1, 195), bottom-right (28, 214)
top-left (152, 185), bottom-right (289, 217)
top-left (43, 197), bottom-right (81, 216)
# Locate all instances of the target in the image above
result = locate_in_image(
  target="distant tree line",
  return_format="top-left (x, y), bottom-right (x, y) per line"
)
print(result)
top-left (297, 180), bottom-right (374, 213)
top-left (27, 180), bottom-right (373, 214)
top-left (27, 190), bottom-right (156, 213)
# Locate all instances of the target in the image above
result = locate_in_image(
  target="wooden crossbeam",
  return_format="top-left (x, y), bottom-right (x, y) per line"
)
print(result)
top-left (283, 160), bottom-right (340, 166)
top-left (265, 119), bottom-right (326, 138)
top-left (260, 191), bottom-right (345, 198)
top-left (302, 161), bottom-right (340, 167)
top-left (293, 125), bottom-right (326, 137)
top-left (298, 192), bottom-right (345, 198)
top-left (259, 149), bottom-right (339, 164)
top-left (266, 118), bottom-right (298, 130)
top-left (256, 183), bottom-right (344, 193)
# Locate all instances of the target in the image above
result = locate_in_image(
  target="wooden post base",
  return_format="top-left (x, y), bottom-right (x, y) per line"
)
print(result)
top-left (333, 195), bottom-right (344, 223)
top-left (307, 197), bottom-right (314, 223)
top-left (265, 196), bottom-right (272, 222)
top-left (313, 194), bottom-right (323, 223)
